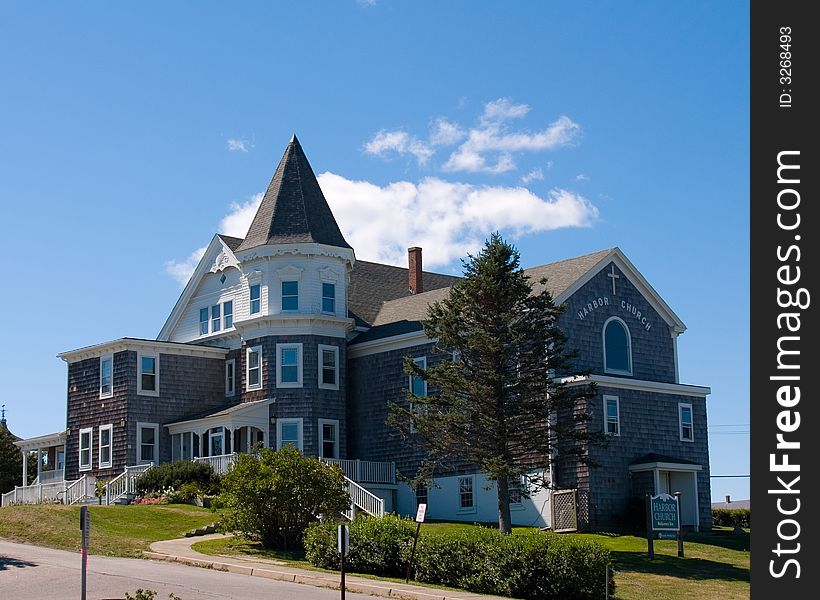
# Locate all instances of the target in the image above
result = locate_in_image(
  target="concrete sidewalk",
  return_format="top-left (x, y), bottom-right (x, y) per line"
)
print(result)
top-left (145, 534), bottom-right (508, 600)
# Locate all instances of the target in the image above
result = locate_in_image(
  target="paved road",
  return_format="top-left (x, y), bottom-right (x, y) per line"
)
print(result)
top-left (0, 541), bottom-right (373, 600)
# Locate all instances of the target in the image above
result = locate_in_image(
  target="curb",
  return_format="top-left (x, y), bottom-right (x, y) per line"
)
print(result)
top-left (142, 550), bottom-right (494, 600)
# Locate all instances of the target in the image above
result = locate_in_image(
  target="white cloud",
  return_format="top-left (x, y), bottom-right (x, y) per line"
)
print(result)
top-left (364, 130), bottom-right (434, 165)
top-left (317, 172), bottom-right (598, 267)
top-left (227, 138), bottom-right (251, 152)
top-left (480, 97), bottom-right (530, 125)
top-left (522, 168), bottom-right (544, 184)
top-left (219, 193), bottom-right (263, 237)
top-left (164, 246), bottom-right (207, 286)
top-left (575, 174), bottom-right (590, 182)
top-left (165, 171), bottom-right (598, 284)
top-left (429, 118), bottom-right (465, 146)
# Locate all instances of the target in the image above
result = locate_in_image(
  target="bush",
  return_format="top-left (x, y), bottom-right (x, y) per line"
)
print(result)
top-left (305, 515), bottom-right (417, 575)
top-left (305, 517), bottom-right (613, 600)
top-left (135, 461), bottom-right (220, 496)
top-left (712, 508), bottom-right (750, 528)
top-left (218, 446), bottom-right (350, 549)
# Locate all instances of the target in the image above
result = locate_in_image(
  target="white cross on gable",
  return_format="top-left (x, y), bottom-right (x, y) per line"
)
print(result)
top-left (608, 265), bottom-right (620, 295)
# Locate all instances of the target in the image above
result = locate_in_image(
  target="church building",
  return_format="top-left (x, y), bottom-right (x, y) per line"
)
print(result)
top-left (5, 137), bottom-right (712, 531)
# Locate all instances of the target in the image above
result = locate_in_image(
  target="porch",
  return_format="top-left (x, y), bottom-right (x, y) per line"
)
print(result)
top-left (14, 431), bottom-right (66, 486)
top-left (629, 453), bottom-right (703, 532)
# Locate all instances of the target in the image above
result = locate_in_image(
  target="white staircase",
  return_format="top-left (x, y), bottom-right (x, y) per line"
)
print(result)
top-left (343, 476), bottom-right (385, 519)
top-left (104, 464), bottom-right (153, 505)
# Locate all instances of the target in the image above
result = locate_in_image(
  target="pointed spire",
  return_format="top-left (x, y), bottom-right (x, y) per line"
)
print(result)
top-left (237, 136), bottom-right (351, 251)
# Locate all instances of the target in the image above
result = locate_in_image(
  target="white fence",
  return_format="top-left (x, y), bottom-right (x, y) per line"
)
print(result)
top-left (1, 481), bottom-right (66, 506)
top-left (322, 458), bottom-right (396, 484)
top-left (193, 453), bottom-right (237, 475)
top-left (64, 475), bottom-right (95, 505)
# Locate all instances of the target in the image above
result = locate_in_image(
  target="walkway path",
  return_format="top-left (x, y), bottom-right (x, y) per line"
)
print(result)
top-left (147, 534), bottom-right (507, 600)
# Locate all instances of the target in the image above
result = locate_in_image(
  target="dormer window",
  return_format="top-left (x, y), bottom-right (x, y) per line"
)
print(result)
top-left (322, 283), bottom-right (336, 314)
top-left (603, 317), bottom-right (632, 375)
top-left (249, 284), bottom-right (261, 315)
top-left (282, 281), bottom-right (299, 311)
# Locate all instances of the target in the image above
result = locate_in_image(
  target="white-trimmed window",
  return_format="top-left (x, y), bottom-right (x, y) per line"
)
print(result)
top-left (79, 427), bottom-right (93, 472)
top-left (137, 422), bottom-right (159, 465)
top-left (318, 419), bottom-right (339, 458)
top-left (199, 307), bottom-right (209, 335)
top-left (225, 359), bottom-right (236, 396)
top-left (416, 484), bottom-right (428, 507)
top-left (458, 475), bottom-right (475, 511)
top-left (281, 281), bottom-right (299, 311)
top-left (679, 403), bottom-right (694, 442)
top-left (318, 345), bottom-right (339, 390)
top-left (603, 317), bottom-right (633, 375)
top-left (250, 284), bottom-right (261, 315)
top-left (276, 344), bottom-right (303, 388)
top-left (604, 395), bottom-right (620, 436)
top-left (100, 354), bottom-right (113, 398)
top-left (211, 304), bottom-right (221, 332)
top-left (224, 300), bottom-right (233, 329)
top-left (137, 353), bottom-right (159, 396)
top-left (508, 476), bottom-right (523, 505)
top-left (409, 356), bottom-right (427, 432)
top-left (98, 424), bottom-right (113, 468)
top-left (246, 346), bottom-right (262, 391)
top-left (321, 282), bottom-right (336, 314)
top-left (277, 418), bottom-right (303, 451)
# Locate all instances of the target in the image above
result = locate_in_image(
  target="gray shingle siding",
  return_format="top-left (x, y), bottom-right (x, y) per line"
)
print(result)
top-left (347, 343), bottom-right (437, 479)
top-left (585, 387), bottom-right (711, 530)
top-left (558, 262), bottom-right (677, 383)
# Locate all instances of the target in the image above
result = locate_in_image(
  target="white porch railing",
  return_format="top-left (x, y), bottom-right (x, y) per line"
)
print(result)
top-left (105, 464), bottom-right (152, 505)
top-left (1, 481), bottom-right (69, 507)
top-left (343, 477), bottom-right (385, 519)
top-left (193, 453), bottom-right (237, 475)
top-left (322, 458), bottom-right (396, 484)
top-left (32, 469), bottom-right (65, 485)
top-left (64, 475), bottom-right (94, 505)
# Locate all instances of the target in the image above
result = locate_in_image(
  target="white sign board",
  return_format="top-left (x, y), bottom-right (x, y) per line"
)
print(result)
top-left (337, 524), bottom-right (349, 555)
top-left (415, 503), bottom-right (427, 523)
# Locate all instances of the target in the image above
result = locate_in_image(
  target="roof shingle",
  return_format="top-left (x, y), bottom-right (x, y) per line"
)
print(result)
top-left (237, 136), bottom-right (352, 251)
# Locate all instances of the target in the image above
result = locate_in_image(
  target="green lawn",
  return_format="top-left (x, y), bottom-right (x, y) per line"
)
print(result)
top-left (0, 504), bottom-right (219, 557)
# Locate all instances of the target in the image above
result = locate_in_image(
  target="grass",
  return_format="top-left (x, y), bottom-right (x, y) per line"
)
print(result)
top-left (568, 527), bottom-right (750, 600)
top-left (0, 504), bottom-right (219, 557)
top-left (194, 523), bottom-right (749, 600)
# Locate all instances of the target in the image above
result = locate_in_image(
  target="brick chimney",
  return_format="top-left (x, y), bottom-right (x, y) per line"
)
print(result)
top-left (408, 247), bottom-right (423, 294)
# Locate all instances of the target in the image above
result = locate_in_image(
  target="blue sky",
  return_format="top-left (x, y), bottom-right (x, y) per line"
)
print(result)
top-left (0, 2), bottom-right (749, 501)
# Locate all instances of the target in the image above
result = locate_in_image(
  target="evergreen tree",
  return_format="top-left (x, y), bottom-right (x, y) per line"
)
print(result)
top-left (388, 233), bottom-right (603, 534)
top-left (0, 421), bottom-right (22, 494)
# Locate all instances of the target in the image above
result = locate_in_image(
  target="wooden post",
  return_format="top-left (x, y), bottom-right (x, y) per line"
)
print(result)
top-left (645, 494), bottom-right (654, 560)
top-left (675, 491), bottom-right (684, 558)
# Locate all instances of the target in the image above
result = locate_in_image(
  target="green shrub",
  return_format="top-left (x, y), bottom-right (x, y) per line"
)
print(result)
top-left (305, 515), bottom-right (417, 575)
top-left (165, 482), bottom-right (202, 505)
top-left (305, 517), bottom-right (613, 599)
top-left (218, 446), bottom-right (350, 549)
top-left (712, 508), bottom-right (750, 528)
top-left (135, 461), bottom-right (220, 496)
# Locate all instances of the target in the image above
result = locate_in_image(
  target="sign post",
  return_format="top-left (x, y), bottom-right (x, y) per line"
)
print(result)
top-left (80, 505), bottom-right (90, 600)
top-left (337, 524), bottom-right (349, 600)
top-left (674, 492), bottom-right (684, 558)
top-left (405, 503), bottom-right (426, 582)
top-left (644, 494), bottom-right (654, 560)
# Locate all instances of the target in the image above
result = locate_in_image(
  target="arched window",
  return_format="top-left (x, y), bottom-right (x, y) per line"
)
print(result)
top-left (603, 317), bottom-right (632, 375)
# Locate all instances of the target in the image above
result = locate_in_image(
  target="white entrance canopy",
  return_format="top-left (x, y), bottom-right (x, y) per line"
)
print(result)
top-left (629, 453), bottom-right (702, 532)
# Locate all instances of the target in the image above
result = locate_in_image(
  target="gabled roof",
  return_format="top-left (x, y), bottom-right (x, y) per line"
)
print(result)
top-left (349, 260), bottom-right (461, 326)
top-left (217, 234), bottom-right (244, 252)
top-left (365, 247), bottom-right (687, 333)
top-left (237, 136), bottom-right (351, 251)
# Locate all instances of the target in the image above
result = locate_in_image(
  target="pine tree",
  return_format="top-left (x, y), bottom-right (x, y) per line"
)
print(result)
top-left (0, 421), bottom-right (23, 495)
top-left (388, 233), bottom-right (603, 534)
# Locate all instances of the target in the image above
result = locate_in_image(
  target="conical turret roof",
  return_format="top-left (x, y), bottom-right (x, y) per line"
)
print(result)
top-left (237, 136), bottom-right (351, 251)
